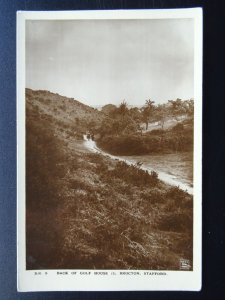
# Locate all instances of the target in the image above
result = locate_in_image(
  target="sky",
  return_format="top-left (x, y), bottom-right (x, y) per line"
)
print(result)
top-left (26, 18), bottom-right (194, 107)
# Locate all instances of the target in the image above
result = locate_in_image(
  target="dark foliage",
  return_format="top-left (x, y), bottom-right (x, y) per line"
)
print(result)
top-left (26, 117), bottom-right (65, 210)
top-left (98, 124), bottom-right (193, 155)
top-left (106, 161), bottom-right (159, 187)
top-left (26, 103), bottom-right (68, 269)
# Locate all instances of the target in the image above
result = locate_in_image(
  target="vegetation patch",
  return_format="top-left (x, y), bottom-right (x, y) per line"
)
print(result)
top-left (26, 89), bottom-right (193, 271)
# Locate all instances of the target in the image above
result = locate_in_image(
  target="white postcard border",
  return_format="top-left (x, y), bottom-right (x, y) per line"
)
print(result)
top-left (17, 8), bottom-right (202, 292)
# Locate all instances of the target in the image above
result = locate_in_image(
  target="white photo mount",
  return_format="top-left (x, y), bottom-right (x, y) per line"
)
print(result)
top-left (17, 8), bottom-right (202, 292)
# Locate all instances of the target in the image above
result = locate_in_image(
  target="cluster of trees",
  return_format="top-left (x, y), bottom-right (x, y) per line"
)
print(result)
top-left (94, 98), bottom-right (194, 155)
top-left (97, 98), bottom-right (194, 138)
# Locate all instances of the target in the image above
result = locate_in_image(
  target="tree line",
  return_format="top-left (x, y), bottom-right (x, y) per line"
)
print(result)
top-left (93, 98), bottom-right (194, 138)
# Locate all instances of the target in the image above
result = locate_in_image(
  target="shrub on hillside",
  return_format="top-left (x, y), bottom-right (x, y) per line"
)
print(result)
top-left (97, 114), bottom-right (193, 155)
top-left (147, 129), bottom-right (165, 135)
top-left (172, 123), bottom-right (184, 132)
top-left (26, 117), bottom-right (66, 210)
top-left (164, 187), bottom-right (193, 211)
top-left (26, 109), bottom-right (68, 269)
top-left (156, 212), bottom-right (192, 233)
top-left (98, 129), bottom-right (193, 155)
top-left (141, 188), bottom-right (165, 204)
top-left (98, 135), bottom-right (148, 155)
top-left (106, 161), bottom-right (159, 187)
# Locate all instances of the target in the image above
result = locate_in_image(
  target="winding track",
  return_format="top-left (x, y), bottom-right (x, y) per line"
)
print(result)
top-left (83, 135), bottom-right (193, 195)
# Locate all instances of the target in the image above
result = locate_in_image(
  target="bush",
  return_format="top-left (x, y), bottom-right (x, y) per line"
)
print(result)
top-left (98, 128), bottom-right (193, 155)
top-left (141, 189), bottom-right (165, 204)
top-left (26, 117), bottom-right (65, 210)
top-left (107, 161), bottom-right (159, 187)
top-left (156, 213), bottom-right (192, 233)
top-left (171, 123), bottom-right (184, 131)
top-left (166, 186), bottom-right (189, 201)
top-left (98, 135), bottom-right (148, 155)
top-left (69, 178), bottom-right (89, 191)
top-left (147, 129), bottom-right (165, 135)
top-left (26, 109), bottom-right (67, 269)
top-left (97, 115), bottom-right (193, 155)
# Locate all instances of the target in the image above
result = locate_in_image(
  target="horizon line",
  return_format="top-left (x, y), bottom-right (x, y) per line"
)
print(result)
top-left (25, 87), bottom-right (194, 107)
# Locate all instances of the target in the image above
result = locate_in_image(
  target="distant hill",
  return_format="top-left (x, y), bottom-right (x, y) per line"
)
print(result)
top-left (26, 88), bottom-right (103, 138)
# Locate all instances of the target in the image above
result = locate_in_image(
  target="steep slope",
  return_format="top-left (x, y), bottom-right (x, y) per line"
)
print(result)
top-left (26, 88), bottom-right (103, 138)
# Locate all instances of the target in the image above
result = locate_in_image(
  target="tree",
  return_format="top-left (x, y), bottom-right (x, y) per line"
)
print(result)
top-left (146, 99), bottom-right (155, 108)
top-left (184, 99), bottom-right (194, 118)
top-left (168, 98), bottom-right (185, 120)
top-left (129, 107), bottom-right (141, 122)
top-left (141, 99), bottom-right (155, 130)
top-left (118, 100), bottom-right (129, 118)
top-left (155, 104), bottom-right (167, 129)
top-left (111, 120), bottom-right (122, 135)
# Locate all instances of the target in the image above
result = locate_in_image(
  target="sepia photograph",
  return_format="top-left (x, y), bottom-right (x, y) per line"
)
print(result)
top-left (17, 9), bottom-right (202, 291)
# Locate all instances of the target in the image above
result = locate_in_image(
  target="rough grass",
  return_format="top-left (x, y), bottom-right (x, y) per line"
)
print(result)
top-left (26, 90), bottom-right (193, 271)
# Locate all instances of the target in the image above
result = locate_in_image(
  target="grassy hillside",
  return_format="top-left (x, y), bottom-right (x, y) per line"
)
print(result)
top-left (26, 88), bottom-right (102, 138)
top-left (26, 89), bottom-right (193, 270)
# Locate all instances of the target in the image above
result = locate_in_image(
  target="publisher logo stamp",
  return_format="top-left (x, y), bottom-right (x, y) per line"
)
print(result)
top-left (180, 259), bottom-right (191, 270)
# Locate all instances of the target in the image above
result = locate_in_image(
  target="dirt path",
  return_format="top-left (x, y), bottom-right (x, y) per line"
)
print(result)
top-left (83, 135), bottom-right (193, 195)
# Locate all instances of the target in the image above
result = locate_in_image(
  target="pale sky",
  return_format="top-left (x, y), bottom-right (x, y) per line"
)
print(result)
top-left (26, 19), bottom-right (194, 107)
